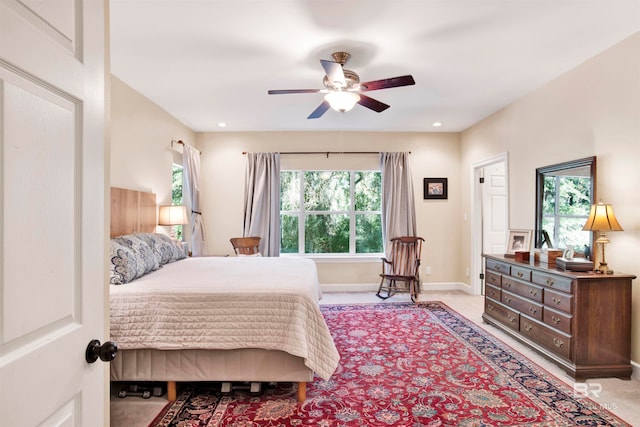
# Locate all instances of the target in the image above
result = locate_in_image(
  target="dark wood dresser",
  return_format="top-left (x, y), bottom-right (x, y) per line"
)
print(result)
top-left (482, 254), bottom-right (635, 380)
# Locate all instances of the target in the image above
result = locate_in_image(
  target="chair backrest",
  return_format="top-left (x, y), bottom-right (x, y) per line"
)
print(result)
top-left (387, 236), bottom-right (424, 276)
top-left (230, 237), bottom-right (262, 255)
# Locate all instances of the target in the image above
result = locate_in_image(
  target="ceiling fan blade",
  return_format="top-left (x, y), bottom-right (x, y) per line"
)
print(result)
top-left (357, 94), bottom-right (390, 113)
top-left (307, 101), bottom-right (331, 119)
top-left (268, 89), bottom-right (321, 95)
top-left (320, 59), bottom-right (346, 87)
top-left (360, 75), bottom-right (415, 92)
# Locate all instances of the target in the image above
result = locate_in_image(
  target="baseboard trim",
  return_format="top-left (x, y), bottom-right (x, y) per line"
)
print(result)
top-left (320, 282), bottom-right (474, 294)
top-left (631, 360), bottom-right (640, 381)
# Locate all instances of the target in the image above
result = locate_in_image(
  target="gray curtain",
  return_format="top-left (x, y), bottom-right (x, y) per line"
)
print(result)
top-left (380, 152), bottom-right (417, 256)
top-left (243, 152), bottom-right (281, 257)
top-left (183, 144), bottom-right (207, 256)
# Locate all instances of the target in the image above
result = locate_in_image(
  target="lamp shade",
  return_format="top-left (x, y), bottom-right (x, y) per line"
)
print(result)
top-left (582, 202), bottom-right (623, 231)
top-left (158, 205), bottom-right (188, 226)
top-left (324, 91), bottom-right (360, 112)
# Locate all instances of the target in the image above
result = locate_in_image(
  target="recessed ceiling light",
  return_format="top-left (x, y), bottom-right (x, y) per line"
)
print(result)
top-left (217, 122), bottom-right (227, 128)
top-left (432, 122), bottom-right (442, 127)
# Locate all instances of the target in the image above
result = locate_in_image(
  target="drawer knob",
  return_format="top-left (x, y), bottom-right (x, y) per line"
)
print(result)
top-left (551, 316), bottom-right (561, 324)
top-left (517, 271), bottom-right (523, 277)
top-left (505, 297), bottom-right (511, 303)
top-left (529, 289), bottom-right (538, 297)
top-left (487, 304), bottom-right (494, 311)
top-left (508, 314), bottom-right (517, 323)
top-left (529, 307), bottom-right (538, 314)
top-left (524, 324), bottom-right (532, 331)
top-left (553, 338), bottom-right (564, 348)
top-left (505, 283), bottom-right (511, 288)
top-left (546, 278), bottom-right (555, 286)
top-left (552, 297), bottom-right (561, 305)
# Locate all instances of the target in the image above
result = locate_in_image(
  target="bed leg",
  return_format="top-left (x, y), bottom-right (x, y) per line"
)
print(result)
top-left (167, 381), bottom-right (177, 401)
top-left (296, 382), bottom-right (306, 402)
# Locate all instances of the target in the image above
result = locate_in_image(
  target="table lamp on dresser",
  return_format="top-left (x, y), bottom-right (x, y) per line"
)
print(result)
top-left (582, 201), bottom-right (623, 274)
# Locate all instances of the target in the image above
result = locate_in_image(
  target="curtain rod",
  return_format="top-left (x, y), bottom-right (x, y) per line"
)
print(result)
top-left (242, 151), bottom-right (410, 157)
top-left (171, 139), bottom-right (201, 154)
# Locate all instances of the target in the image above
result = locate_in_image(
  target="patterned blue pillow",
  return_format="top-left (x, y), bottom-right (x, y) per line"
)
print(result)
top-left (116, 234), bottom-right (160, 274)
top-left (134, 233), bottom-right (175, 265)
top-left (151, 233), bottom-right (187, 263)
top-left (109, 240), bottom-right (144, 284)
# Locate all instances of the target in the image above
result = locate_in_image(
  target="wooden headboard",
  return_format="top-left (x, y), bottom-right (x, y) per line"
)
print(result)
top-left (110, 187), bottom-right (157, 238)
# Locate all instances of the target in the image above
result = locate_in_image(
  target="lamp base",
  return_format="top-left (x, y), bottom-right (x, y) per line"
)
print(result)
top-left (595, 262), bottom-right (614, 275)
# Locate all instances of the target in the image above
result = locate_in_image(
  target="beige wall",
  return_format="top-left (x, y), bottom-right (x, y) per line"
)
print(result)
top-left (460, 32), bottom-right (640, 361)
top-left (110, 76), bottom-right (197, 205)
top-left (196, 132), bottom-right (462, 286)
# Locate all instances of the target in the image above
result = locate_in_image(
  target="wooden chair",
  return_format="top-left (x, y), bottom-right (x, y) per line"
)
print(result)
top-left (230, 237), bottom-right (262, 256)
top-left (376, 236), bottom-right (424, 302)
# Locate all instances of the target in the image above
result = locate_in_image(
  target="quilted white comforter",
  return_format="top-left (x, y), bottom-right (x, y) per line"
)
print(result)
top-left (110, 257), bottom-right (339, 380)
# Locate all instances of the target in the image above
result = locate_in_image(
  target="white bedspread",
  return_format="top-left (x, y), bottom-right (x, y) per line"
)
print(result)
top-left (110, 257), bottom-right (339, 380)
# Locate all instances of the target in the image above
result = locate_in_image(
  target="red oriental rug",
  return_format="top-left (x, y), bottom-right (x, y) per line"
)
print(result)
top-left (149, 302), bottom-right (630, 426)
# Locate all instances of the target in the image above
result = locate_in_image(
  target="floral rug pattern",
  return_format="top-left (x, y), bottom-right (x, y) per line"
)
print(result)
top-left (149, 302), bottom-right (629, 427)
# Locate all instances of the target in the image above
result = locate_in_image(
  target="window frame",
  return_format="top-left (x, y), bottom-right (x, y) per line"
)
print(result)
top-left (280, 169), bottom-right (383, 257)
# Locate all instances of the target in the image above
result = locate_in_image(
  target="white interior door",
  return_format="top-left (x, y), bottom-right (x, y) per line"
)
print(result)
top-left (482, 162), bottom-right (507, 254)
top-left (0, 1), bottom-right (107, 426)
top-left (470, 153), bottom-right (508, 295)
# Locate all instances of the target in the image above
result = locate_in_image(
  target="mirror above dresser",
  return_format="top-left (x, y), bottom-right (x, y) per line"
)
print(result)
top-left (534, 156), bottom-right (596, 257)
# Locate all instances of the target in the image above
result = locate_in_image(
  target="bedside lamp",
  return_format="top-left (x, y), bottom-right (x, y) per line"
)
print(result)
top-left (158, 205), bottom-right (188, 240)
top-left (582, 202), bottom-right (623, 274)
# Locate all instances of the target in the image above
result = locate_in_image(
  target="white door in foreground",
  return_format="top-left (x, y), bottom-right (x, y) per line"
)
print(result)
top-left (0, 1), bottom-right (107, 425)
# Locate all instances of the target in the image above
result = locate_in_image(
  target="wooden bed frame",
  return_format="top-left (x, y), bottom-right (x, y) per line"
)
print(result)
top-left (109, 187), bottom-right (312, 402)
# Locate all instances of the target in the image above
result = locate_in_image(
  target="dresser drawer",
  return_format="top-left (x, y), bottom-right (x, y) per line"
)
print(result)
top-left (544, 288), bottom-right (573, 314)
top-left (486, 259), bottom-right (511, 275)
top-left (544, 306), bottom-right (572, 335)
top-left (485, 270), bottom-right (502, 287)
top-left (511, 265), bottom-right (532, 281)
top-left (485, 283), bottom-right (501, 300)
top-left (502, 290), bottom-right (543, 321)
top-left (532, 271), bottom-right (572, 293)
top-left (520, 316), bottom-right (571, 360)
top-left (485, 298), bottom-right (519, 331)
top-left (502, 277), bottom-right (543, 303)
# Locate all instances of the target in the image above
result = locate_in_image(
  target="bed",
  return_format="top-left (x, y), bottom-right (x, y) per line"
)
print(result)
top-left (108, 187), bottom-right (340, 402)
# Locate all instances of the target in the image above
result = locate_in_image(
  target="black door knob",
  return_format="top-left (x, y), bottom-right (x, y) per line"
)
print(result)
top-left (85, 339), bottom-right (118, 363)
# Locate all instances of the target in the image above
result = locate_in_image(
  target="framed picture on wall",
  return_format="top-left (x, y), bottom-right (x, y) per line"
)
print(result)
top-left (423, 178), bottom-right (447, 199)
top-left (505, 229), bottom-right (533, 255)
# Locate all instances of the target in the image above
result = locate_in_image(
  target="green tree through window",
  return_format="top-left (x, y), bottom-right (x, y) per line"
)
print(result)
top-left (281, 170), bottom-right (383, 255)
top-left (172, 164), bottom-right (184, 241)
top-left (541, 175), bottom-right (591, 250)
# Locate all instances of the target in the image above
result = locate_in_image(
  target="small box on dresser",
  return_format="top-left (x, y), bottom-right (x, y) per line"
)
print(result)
top-left (555, 257), bottom-right (594, 272)
top-left (482, 254), bottom-right (635, 381)
top-left (533, 249), bottom-right (563, 267)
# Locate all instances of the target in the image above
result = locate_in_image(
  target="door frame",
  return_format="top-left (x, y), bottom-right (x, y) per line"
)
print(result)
top-left (470, 152), bottom-right (509, 295)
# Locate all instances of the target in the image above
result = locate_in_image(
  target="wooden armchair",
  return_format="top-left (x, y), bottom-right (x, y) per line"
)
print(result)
top-left (376, 236), bottom-right (424, 302)
top-left (230, 237), bottom-right (262, 256)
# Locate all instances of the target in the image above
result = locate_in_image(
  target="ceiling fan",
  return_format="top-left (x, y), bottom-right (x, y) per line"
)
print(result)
top-left (267, 52), bottom-right (415, 119)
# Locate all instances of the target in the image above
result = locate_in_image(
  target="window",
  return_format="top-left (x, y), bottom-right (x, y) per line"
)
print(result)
top-left (172, 163), bottom-right (184, 241)
top-left (541, 174), bottom-right (591, 251)
top-left (281, 170), bottom-right (383, 255)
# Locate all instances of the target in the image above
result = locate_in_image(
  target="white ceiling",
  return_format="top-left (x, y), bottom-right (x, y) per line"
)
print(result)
top-left (110, 0), bottom-right (640, 133)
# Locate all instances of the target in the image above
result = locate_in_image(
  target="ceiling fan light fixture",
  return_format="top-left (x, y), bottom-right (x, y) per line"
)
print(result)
top-left (324, 91), bottom-right (361, 112)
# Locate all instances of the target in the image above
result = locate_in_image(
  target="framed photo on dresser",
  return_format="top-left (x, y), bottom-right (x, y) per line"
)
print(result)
top-left (505, 229), bottom-right (532, 255)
